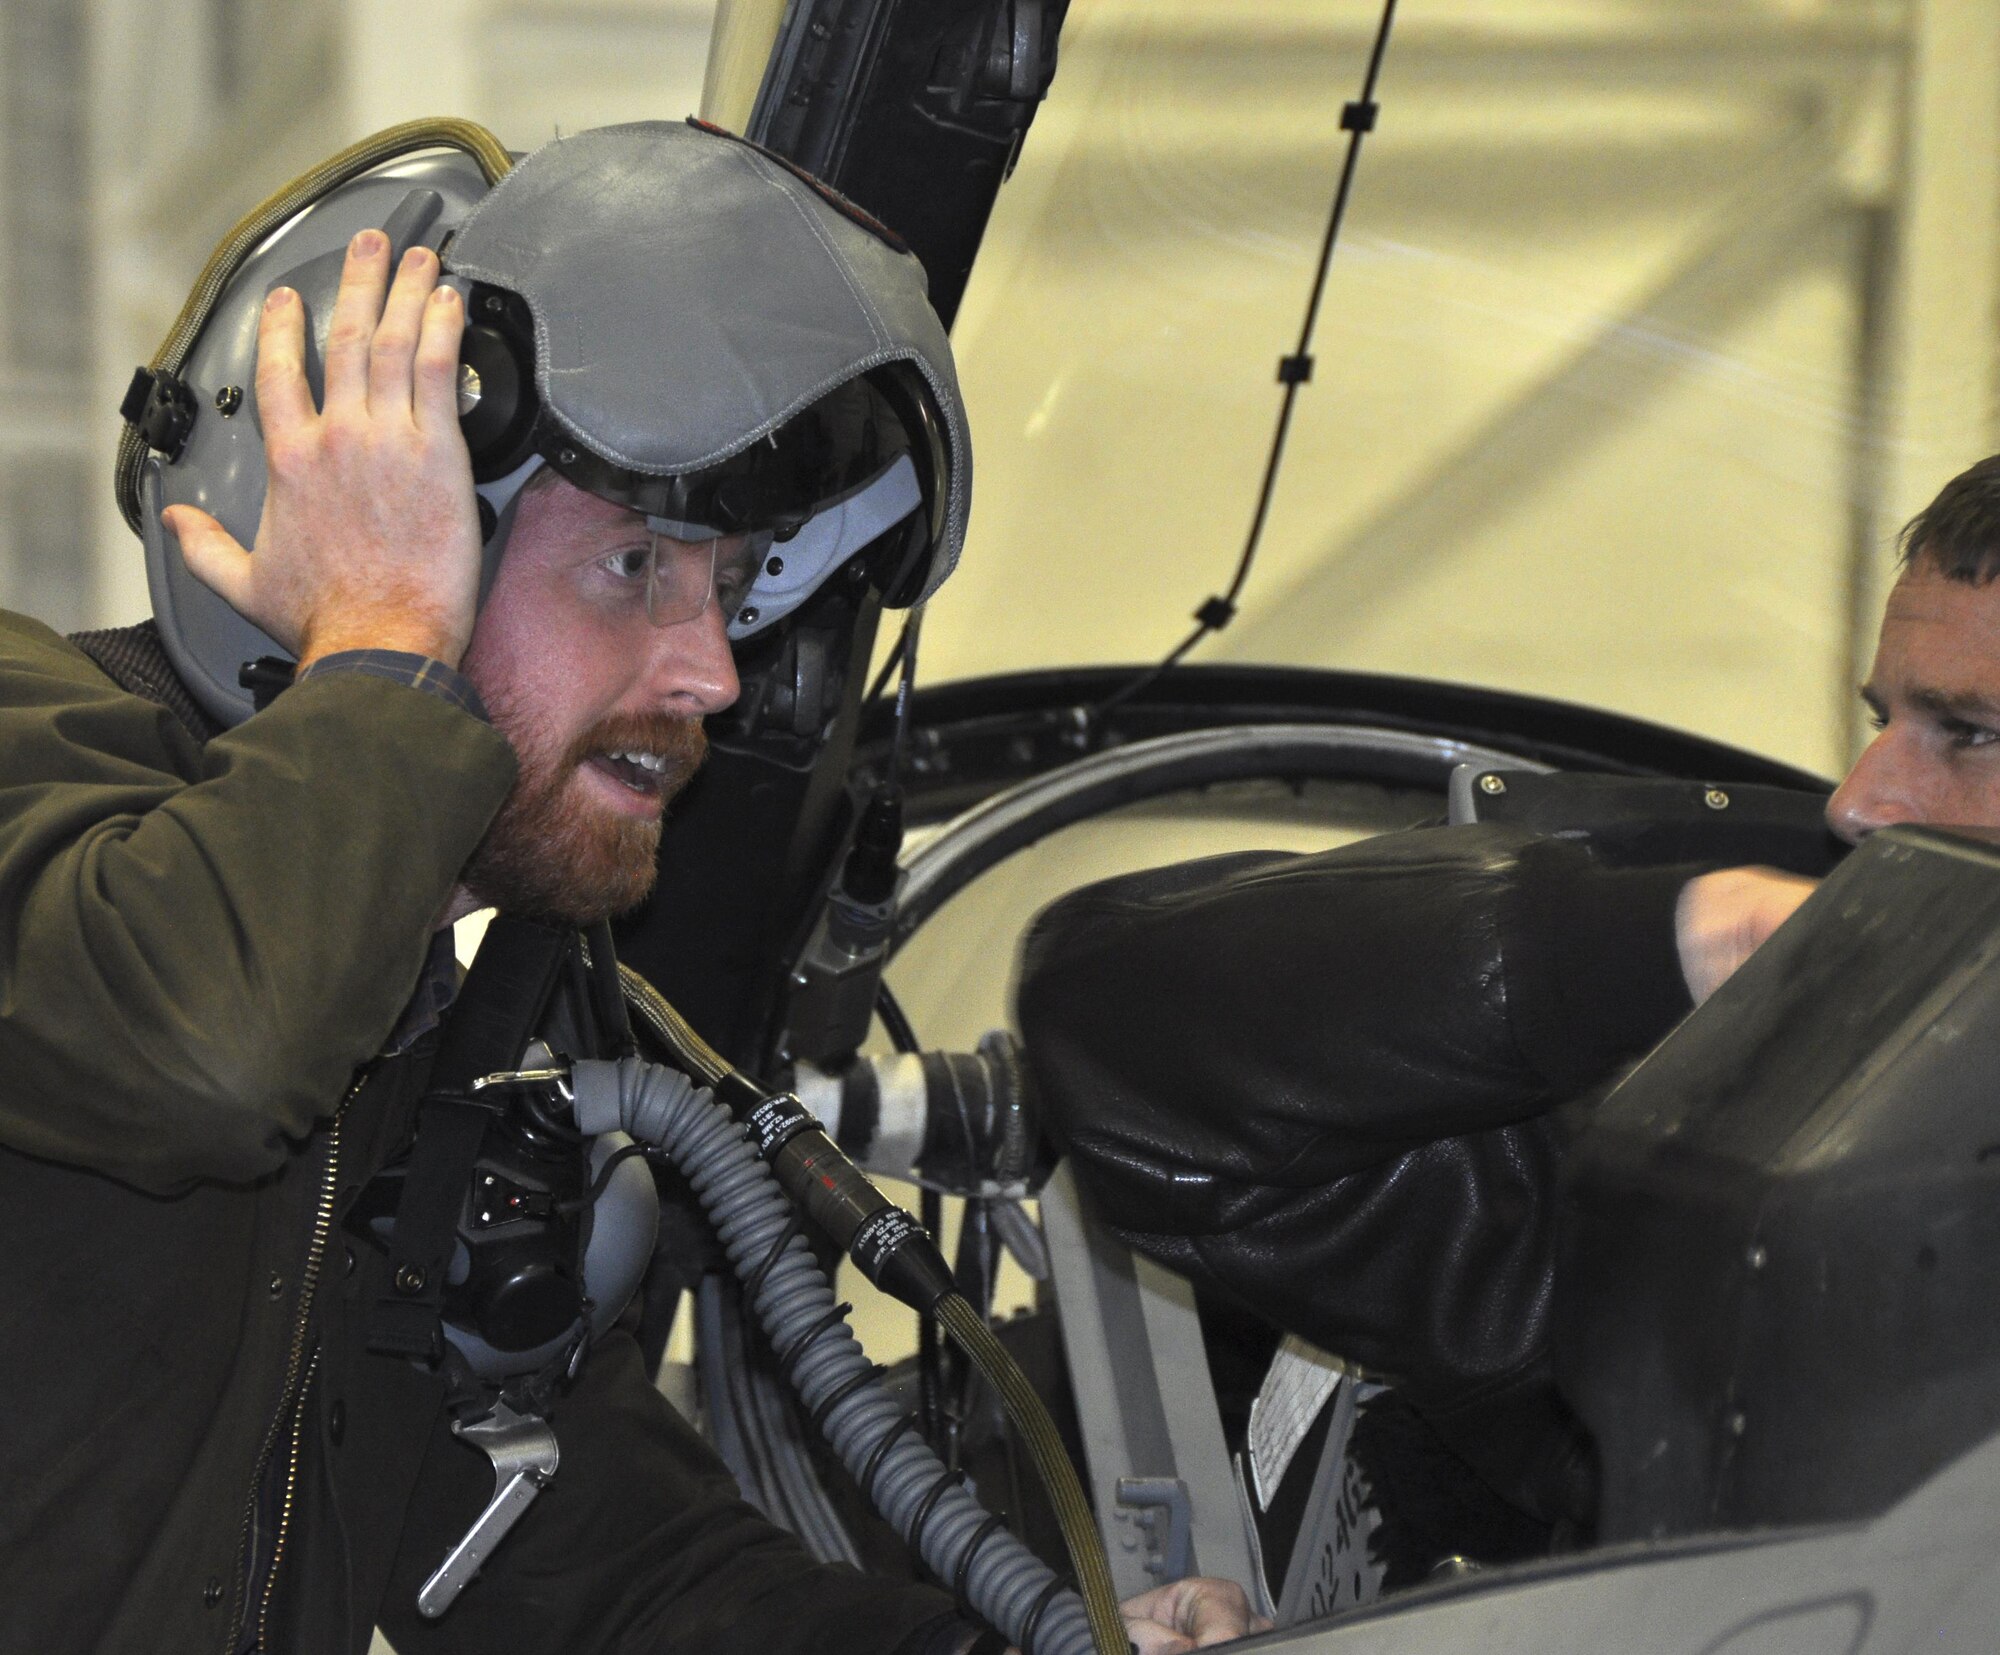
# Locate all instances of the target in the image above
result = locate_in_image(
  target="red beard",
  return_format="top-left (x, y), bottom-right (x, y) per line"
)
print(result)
top-left (462, 707), bottom-right (707, 925)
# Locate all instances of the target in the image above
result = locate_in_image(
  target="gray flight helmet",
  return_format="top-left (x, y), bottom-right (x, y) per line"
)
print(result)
top-left (133, 118), bottom-right (972, 729)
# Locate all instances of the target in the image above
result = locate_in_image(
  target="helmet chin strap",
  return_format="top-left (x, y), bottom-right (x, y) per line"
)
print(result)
top-left (473, 454), bottom-right (547, 604)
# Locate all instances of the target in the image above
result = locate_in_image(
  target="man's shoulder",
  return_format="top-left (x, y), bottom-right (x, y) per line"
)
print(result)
top-left (0, 609), bottom-right (214, 776)
top-left (60, 618), bottom-right (223, 743)
top-left (0, 609), bottom-right (158, 721)
top-left (0, 609), bottom-right (103, 678)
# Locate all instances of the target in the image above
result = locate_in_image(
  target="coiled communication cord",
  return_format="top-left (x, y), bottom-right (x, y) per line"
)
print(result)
top-left (611, 967), bottom-right (1127, 1655)
top-left (1086, 0), bottom-right (1402, 733)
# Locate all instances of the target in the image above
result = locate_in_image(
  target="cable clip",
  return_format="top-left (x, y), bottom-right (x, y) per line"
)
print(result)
top-left (1277, 353), bottom-right (1315, 386)
top-left (1193, 596), bottom-right (1237, 631)
top-left (470, 1065), bottom-right (574, 1107)
top-left (238, 656), bottom-right (297, 712)
top-left (1341, 99), bottom-right (1379, 132)
top-left (119, 367), bottom-right (199, 462)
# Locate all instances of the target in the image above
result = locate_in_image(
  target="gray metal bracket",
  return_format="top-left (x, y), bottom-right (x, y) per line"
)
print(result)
top-left (1117, 1476), bottom-right (1195, 1583)
top-left (1041, 1159), bottom-right (1262, 1600)
top-left (417, 1400), bottom-right (560, 1617)
top-left (1273, 1376), bottom-right (1384, 1625)
top-left (1446, 761), bottom-right (1543, 825)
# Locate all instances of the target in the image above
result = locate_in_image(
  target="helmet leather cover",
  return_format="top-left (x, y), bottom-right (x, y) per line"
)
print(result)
top-left (139, 119), bottom-right (971, 728)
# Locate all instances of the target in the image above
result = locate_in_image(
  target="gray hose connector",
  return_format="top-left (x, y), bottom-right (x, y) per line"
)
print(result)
top-left (572, 1057), bottom-right (1093, 1655)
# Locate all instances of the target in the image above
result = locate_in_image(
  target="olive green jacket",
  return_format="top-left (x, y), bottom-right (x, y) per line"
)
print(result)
top-left (0, 613), bottom-right (959, 1655)
top-left (0, 607), bottom-right (512, 1652)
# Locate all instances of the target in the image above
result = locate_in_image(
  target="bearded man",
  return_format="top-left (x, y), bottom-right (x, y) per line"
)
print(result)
top-left (0, 122), bottom-right (1256, 1655)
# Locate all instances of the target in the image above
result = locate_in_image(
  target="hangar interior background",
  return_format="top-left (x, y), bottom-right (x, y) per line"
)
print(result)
top-left (6, 0), bottom-right (1996, 1387)
top-left (5, 0), bottom-right (1996, 782)
top-left (3, 4), bottom-right (1998, 1632)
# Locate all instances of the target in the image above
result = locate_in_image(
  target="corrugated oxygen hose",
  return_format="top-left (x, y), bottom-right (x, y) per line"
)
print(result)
top-left (572, 1055), bottom-right (1119, 1655)
top-left (611, 966), bottom-right (1128, 1653)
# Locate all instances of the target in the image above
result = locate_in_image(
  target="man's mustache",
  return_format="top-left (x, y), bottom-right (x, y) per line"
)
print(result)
top-left (567, 712), bottom-right (708, 788)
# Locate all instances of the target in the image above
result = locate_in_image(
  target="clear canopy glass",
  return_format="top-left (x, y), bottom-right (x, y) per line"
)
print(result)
top-left (927, 0), bottom-right (1974, 784)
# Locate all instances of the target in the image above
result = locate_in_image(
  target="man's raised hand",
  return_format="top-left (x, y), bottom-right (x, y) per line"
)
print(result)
top-left (164, 230), bottom-right (485, 671)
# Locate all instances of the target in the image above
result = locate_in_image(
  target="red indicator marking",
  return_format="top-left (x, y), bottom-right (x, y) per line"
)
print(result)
top-left (821, 1174), bottom-right (837, 1189)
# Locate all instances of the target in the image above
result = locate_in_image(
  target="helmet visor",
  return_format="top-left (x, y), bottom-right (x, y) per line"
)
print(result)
top-left (539, 366), bottom-right (945, 563)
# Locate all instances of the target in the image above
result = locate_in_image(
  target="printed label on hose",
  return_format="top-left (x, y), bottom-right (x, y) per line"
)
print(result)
top-left (851, 1206), bottom-right (925, 1280)
top-left (746, 1094), bottom-right (817, 1160)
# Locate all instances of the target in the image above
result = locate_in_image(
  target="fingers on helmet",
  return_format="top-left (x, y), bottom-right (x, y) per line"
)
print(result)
top-left (412, 283), bottom-right (466, 434)
top-left (367, 246), bottom-right (438, 417)
top-left (253, 287), bottom-right (314, 431)
top-left (321, 229), bottom-right (391, 409)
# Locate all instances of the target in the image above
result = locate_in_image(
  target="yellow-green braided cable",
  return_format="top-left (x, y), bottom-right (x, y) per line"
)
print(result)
top-left (115, 116), bottom-right (513, 533)
top-left (938, 1294), bottom-right (1128, 1655)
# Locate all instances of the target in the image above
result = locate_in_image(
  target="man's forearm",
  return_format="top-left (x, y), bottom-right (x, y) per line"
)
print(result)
top-left (0, 629), bottom-right (514, 1190)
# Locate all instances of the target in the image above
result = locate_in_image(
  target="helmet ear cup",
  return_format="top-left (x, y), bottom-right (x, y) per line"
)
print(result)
top-left (457, 284), bottom-right (540, 482)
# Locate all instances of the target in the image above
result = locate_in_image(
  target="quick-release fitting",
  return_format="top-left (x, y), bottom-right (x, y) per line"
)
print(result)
top-left (740, 1092), bottom-right (959, 1312)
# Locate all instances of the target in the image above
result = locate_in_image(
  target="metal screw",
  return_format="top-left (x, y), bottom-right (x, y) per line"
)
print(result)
top-left (1479, 773), bottom-right (1507, 796)
top-left (738, 606), bottom-right (759, 627)
top-left (558, 448), bottom-right (577, 466)
top-left (766, 555), bottom-right (784, 576)
top-left (214, 384), bottom-right (243, 417)
top-left (204, 1577), bottom-right (224, 1609)
top-left (394, 1264), bottom-right (426, 1294)
top-left (484, 293), bottom-right (504, 313)
top-left (1704, 788), bottom-right (1730, 810)
top-left (1746, 1244), bottom-right (1767, 1270)
top-left (267, 1272), bottom-right (285, 1298)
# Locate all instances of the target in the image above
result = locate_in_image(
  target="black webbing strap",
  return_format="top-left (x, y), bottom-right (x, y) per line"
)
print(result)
top-left (369, 916), bottom-right (573, 1361)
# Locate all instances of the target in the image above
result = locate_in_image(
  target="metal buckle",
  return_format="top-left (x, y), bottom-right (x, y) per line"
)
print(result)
top-left (415, 1400), bottom-right (561, 1617)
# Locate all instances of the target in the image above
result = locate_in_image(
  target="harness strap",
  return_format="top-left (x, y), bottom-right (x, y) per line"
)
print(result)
top-left (369, 916), bottom-right (573, 1362)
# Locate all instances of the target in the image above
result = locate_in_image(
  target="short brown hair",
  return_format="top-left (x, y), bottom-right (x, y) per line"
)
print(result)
top-left (1899, 454), bottom-right (2000, 583)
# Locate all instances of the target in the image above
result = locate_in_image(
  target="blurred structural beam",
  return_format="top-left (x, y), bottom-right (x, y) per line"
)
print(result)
top-left (1859, 0), bottom-right (2000, 730)
top-left (1225, 122), bottom-right (1857, 663)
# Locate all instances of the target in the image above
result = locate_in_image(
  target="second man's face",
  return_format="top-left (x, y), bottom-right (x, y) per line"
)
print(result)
top-left (1828, 557), bottom-right (2000, 843)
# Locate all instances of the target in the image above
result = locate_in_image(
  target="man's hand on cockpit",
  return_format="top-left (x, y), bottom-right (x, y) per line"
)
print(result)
top-left (1675, 865), bottom-right (1818, 1006)
top-left (1000, 1576), bottom-right (1268, 1655)
top-left (1115, 1576), bottom-right (1272, 1652)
